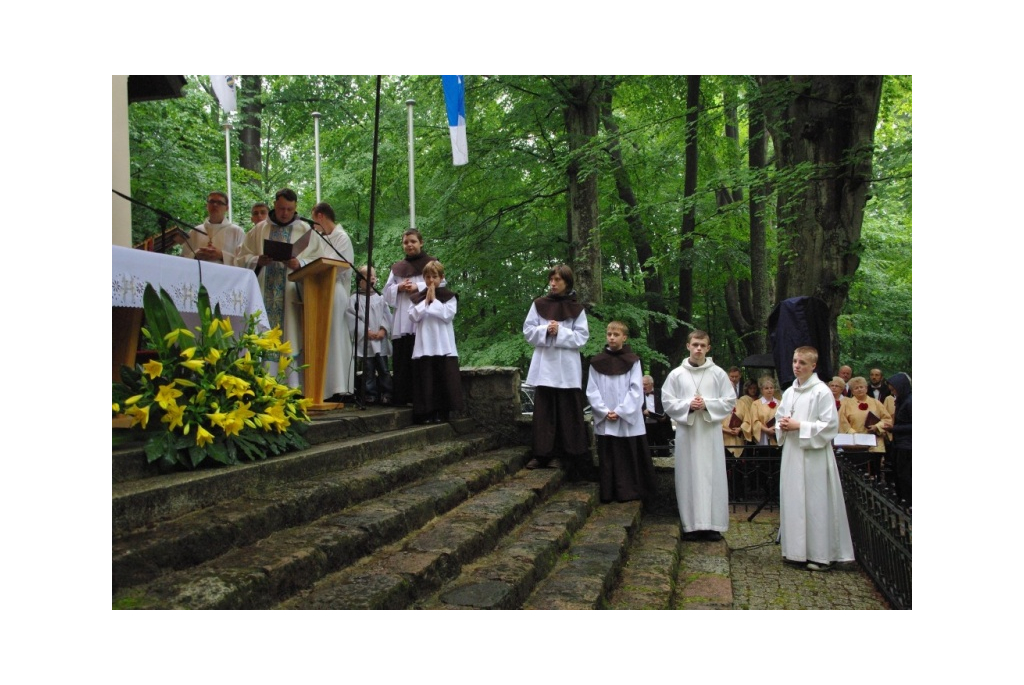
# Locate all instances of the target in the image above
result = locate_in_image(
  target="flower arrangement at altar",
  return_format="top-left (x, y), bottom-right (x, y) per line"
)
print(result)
top-left (112, 284), bottom-right (311, 469)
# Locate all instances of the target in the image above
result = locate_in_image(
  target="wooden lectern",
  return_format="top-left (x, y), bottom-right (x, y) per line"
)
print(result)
top-left (289, 258), bottom-right (350, 410)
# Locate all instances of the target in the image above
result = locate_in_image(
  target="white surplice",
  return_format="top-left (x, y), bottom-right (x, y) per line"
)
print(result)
top-left (522, 304), bottom-right (589, 389)
top-left (318, 227), bottom-right (354, 397)
top-left (586, 360), bottom-right (646, 438)
top-left (662, 357), bottom-right (735, 533)
top-left (409, 296), bottom-right (459, 358)
top-left (346, 291), bottom-right (393, 358)
top-left (775, 373), bottom-right (855, 565)
top-left (181, 220), bottom-right (246, 266)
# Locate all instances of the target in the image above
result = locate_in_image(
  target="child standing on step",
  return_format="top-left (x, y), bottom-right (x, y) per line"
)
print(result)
top-left (522, 264), bottom-right (590, 473)
top-left (346, 265), bottom-right (394, 404)
top-left (409, 261), bottom-right (464, 423)
top-left (586, 321), bottom-right (657, 504)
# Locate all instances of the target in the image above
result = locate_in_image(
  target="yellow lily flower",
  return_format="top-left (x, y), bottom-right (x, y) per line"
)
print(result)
top-left (112, 402), bottom-right (120, 413)
top-left (125, 394), bottom-right (143, 406)
top-left (180, 359), bottom-right (205, 372)
top-left (141, 359), bottom-right (164, 380)
top-left (206, 410), bottom-right (230, 429)
top-left (180, 347), bottom-right (197, 361)
top-left (221, 412), bottom-right (245, 437)
top-left (161, 403), bottom-right (185, 431)
top-left (174, 378), bottom-right (197, 388)
top-left (154, 384), bottom-right (184, 410)
top-left (126, 404), bottom-right (150, 430)
top-left (234, 350), bottom-right (255, 374)
top-left (205, 347), bottom-right (222, 364)
top-left (218, 318), bottom-right (234, 336)
top-left (195, 424), bottom-right (214, 447)
top-left (276, 340), bottom-right (293, 356)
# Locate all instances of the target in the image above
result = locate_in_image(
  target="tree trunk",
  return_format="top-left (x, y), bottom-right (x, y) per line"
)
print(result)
top-left (239, 75), bottom-right (263, 178)
top-left (747, 91), bottom-right (771, 354)
top-left (671, 75), bottom-right (700, 365)
top-left (721, 85), bottom-right (767, 359)
top-left (760, 76), bottom-right (883, 370)
top-left (562, 76), bottom-right (603, 307)
top-left (600, 88), bottom-right (671, 381)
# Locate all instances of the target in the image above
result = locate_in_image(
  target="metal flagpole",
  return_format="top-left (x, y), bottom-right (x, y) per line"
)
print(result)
top-left (313, 112), bottom-right (322, 202)
top-left (406, 99), bottom-right (416, 227)
top-left (223, 122), bottom-right (233, 223)
top-left (360, 76), bottom-right (383, 407)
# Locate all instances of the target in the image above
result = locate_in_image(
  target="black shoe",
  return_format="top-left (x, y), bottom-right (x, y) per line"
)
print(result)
top-left (702, 531), bottom-right (724, 542)
top-left (682, 531), bottom-right (702, 541)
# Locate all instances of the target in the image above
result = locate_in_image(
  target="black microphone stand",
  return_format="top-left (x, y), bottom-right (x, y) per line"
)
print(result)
top-left (112, 188), bottom-right (207, 284)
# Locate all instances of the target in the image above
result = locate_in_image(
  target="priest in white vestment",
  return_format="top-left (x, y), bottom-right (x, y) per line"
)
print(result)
top-left (181, 191), bottom-right (245, 266)
top-left (661, 330), bottom-right (735, 540)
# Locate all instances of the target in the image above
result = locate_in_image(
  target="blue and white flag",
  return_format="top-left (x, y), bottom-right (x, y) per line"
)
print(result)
top-left (211, 75), bottom-right (237, 113)
top-left (441, 75), bottom-right (468, 166)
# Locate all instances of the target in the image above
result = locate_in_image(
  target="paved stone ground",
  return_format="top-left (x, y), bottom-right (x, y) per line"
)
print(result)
top-left (691, 505), bottom-right (890, 610)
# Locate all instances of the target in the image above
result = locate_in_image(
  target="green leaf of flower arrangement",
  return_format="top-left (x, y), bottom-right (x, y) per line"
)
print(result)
top-left (143, 284), bottom-right (173, 341)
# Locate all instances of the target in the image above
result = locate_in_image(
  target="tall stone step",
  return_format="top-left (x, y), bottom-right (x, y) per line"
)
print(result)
top-left (113, 442), bottom-right (527, 609)
top-left (112, 406), bottom-right (418, 484)
top-left (413, 483), bottom-right (616, 610)
top-left (278, 468), bottom-right (579, 609)
top-left (605, 514), bottom-right (683, 609)
top-left (521, 500), bottom-right (644, 609)
top-left (113, 418), bottom-right (476, 537)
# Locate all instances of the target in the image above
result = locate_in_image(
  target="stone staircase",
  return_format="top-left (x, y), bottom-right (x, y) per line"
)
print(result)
top-left (112, 401), bottom-right (700, 610)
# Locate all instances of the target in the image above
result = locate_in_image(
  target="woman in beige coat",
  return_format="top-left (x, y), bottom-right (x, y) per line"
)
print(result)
top-left (839, 376), bottom-right (893, 475)
top-left (748, 376), bottom-right (780, 446)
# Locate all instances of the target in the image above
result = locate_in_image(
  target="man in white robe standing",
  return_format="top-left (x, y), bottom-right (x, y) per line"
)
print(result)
top-left (776, 346), bottom-right (855, 572)
top-left (237, 188), bottom-right (317, 389)
top-left (181, 191), bottom-right (245, 266)
top-left (662, 330), bottom-right (735, 541)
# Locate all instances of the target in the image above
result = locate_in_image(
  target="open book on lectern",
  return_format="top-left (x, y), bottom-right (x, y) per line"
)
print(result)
top-left (263, 228), bottom-right (314, 261)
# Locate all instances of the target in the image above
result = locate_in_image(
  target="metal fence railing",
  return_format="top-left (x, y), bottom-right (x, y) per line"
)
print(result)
top-left (726, 445), bottom-right (782, 508)
top-left (835, 450), bottom-right (912, 610)
top-left (724, 445), bottom-right (912, 609)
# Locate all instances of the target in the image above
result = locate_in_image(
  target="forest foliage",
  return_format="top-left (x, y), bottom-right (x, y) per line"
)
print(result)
top-left (126, 75), bottom-right (912, 382)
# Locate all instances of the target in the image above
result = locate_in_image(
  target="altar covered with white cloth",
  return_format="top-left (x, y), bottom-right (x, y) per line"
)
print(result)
top-left (112, 246), bottom-right (269, 380)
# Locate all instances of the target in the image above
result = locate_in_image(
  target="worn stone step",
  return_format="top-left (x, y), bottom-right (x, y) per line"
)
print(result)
top-left (673, 536), bottom-right (733, 609)
top-left (414, 483), bottom-right (601, 609)
top-left (112, 446), bottom-right (529, 609)
top-left (278, 468), bottom-right (570, 609)
top-left (113, 432), bottom-right (500, 593)
top-left (522, 499), bottom-right (643, 609)
top-left (605, 514), bottom-right (682, 609)
top-left (112, 406), bottom-right (416, 484)
top-left (113, 421), bottom-right (476, 536)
